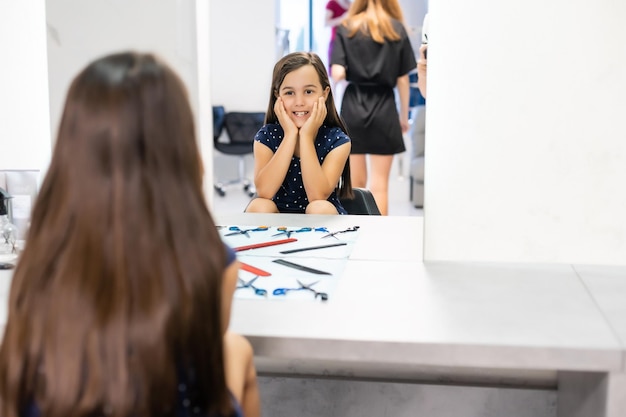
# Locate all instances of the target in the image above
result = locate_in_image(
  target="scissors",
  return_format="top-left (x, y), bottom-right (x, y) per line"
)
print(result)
top-left (272, 280), bottom-right (328, 301)
top-left (236, 276), bottom-right (267, 297)
top-left (322, 226), bottom-right (360, 239)
top-left (224, 225), bottom-right (268, 237)
top-left (272, 227), bottom-right (311, 237)
top-left (271, 226), bottom-right (329, 238)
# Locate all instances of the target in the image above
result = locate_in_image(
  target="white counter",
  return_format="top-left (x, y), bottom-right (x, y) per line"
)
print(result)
top-left (218, 213), bottom-right (626, 417)
top-left (2, 214), bottom-right (625, 416)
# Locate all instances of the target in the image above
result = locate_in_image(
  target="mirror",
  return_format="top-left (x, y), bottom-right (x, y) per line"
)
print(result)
top-left (43, 0), bottom-right (426, 216)
top-left (210, 0), bottom-right (427, 216)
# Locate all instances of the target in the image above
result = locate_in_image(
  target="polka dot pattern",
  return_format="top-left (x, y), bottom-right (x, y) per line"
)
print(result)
top-left (255, 124), bottom-right (350, 214)
top-left (176, 375), bottom-right (244, 416)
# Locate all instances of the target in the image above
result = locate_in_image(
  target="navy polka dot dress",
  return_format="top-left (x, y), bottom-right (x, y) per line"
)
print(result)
top-left (255, 123), bottom-right (350, 214)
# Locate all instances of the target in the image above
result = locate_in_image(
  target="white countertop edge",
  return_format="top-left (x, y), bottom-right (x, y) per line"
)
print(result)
top-left (247, 335), bottom-right (623, 374)
top-left (255, 357), bottom-right (560, 389)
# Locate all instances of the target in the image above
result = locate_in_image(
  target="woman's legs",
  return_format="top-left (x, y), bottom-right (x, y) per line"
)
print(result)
top-left (349, 154), bottom-right (367, 188)
top-left (368, 154), bottom-right (394, 216)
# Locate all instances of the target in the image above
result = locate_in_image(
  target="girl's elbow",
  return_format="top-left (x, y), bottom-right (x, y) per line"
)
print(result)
top-left (310, 187), bottom-right (334, 202)
top-left (255, 187), bottom-right (274, 200)
top-left (254, 181), bottom-right (279, 200)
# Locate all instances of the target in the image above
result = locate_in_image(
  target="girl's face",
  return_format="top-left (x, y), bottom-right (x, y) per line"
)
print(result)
top-left (276, 64), bottom-right (329, 128)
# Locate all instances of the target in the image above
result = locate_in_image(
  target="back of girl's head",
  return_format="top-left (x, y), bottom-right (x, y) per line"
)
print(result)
top-left (265, 52), bottom-right (344, 130)
top-left (58, 52), bottom-right (203, 193)
top-left (0, 52), bottom-right (231, 417)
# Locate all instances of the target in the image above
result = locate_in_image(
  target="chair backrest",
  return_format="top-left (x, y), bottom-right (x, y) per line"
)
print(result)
top-left (213, 105), bottom-right (226, 140)
top-left (223, 112), bottom-right (266, 144)
top-left (339, 187), bottom-right (381, 215)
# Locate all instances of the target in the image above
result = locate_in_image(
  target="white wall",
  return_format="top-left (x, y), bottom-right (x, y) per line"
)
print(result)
top-left (44, 0), bottom-right (215, 198)
top-left (3, 0), bottom-right (276, 206)
top-left (423, 0), bottom-right (626, 266)
top-left (209, 0), bottom-right (275, 112)
top-left (0, 1), bottom-right (51, 173)
top-left (399, 0), bottom-right (429, 52)
top-left (46, 0), bottom-right (201, 136)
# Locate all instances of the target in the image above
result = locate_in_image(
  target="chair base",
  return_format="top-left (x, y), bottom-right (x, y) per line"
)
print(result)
top-left (214, 180), bottom-right (255, 198)
top-left (214, 153), bottom-right (255, 197)
top-left (409, 176), bottom-right (424, 208)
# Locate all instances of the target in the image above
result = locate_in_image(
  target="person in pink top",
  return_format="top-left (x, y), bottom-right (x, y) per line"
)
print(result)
top-left (325, 0), bottom-right (352, 73)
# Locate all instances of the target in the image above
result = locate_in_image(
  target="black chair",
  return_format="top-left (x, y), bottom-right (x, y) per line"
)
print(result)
top-left (339, 187), bottom-right (381, 215)
top-left (244, 188), bottom-right (380, 215)
top-left (213, 108), bottom-right (265, 197)
top-left (213, 105), bottom-right (226, 139)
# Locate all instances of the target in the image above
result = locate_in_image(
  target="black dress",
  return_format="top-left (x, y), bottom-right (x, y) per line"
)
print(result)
top-left (331, 19), bottom-right (417, 155)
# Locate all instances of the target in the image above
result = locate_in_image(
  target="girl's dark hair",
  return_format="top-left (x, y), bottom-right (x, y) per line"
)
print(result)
top-left (0, 52), bottom-right (232, 417)
top-left (265, 52), bottom-right (352, 198)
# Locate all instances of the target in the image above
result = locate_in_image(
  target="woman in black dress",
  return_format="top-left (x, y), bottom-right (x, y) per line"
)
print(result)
top-left (331, 0), bottom-right (416, 215)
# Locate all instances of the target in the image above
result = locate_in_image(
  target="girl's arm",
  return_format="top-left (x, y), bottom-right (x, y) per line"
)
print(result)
top-left (224, 331), bottom-right (260, 417)
top-left (303, 141), bottom-right (351, 201)
top-left (299, 97), bottom-right (351, 201)
top-left (222, 262), bottom-right (260, 416)
top-left (253, 98), bottom-right (299, 199)
top-left (396, 74), bottom-right (411, 133)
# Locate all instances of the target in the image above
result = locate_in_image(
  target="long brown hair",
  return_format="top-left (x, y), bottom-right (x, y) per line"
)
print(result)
top-left (342, 0), bottom-right (406, 43)
top-left (265, 52), bottom-right (353, 198)
top-left (0, 52), bottom-right (232, 417)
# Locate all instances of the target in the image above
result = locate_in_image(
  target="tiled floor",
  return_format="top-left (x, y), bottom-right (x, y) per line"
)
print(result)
top-left (210, 152), bottom-right (423, 217)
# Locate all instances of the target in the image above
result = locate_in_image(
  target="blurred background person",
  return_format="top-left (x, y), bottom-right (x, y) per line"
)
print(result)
top-left (331, 0), bottom-right (417, 215)
top-left (325, 0), bottom-right (352, 73)
top-left (326, 0), bottom-right (352, 107)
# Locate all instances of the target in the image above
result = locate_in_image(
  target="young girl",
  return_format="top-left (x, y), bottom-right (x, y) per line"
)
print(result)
top-left (245, 52), bottom-right (353, 215)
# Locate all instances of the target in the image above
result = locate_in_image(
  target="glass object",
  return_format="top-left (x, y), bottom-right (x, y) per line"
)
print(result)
top-left (0, 188), bottom-right (18, 255)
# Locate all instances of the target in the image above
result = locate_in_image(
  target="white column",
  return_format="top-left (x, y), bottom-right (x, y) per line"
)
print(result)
top-left (424, 0), bottom-right (626, 265)
top-left (0, 1), bottom-right (51, 174)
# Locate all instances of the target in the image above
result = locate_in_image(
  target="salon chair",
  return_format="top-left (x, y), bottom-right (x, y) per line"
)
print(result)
top-left (213, 108), bottom-right (264, 197)
top-left (340, 188), bottom-right (381, 215)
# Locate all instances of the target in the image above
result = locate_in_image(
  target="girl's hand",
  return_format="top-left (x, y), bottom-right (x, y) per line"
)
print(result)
top-left (419, 43), bottom-right (428, 62)
top-left (300, 96), bottom-right (327, 141)
top-left (417, 44), bottom-right (428, 99)
top-left (274, 97), bottom-right (298, 138)
top-left (400, 116), bottom-right (410, 134)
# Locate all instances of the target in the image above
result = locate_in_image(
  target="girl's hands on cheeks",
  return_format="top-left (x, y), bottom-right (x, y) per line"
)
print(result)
top-left (274, 97), bottom-right (298, 138)
top-left (299, 96), bottom-right (327, 141)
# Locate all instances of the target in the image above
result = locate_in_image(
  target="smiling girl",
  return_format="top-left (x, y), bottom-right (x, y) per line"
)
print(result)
top-left (245, 52), bottom-right (353, 214)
